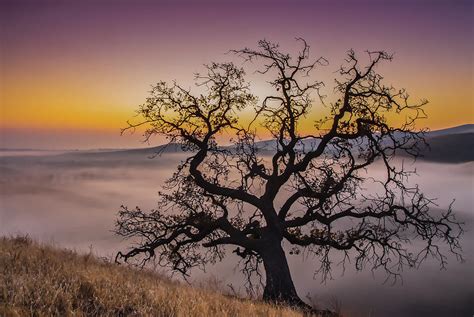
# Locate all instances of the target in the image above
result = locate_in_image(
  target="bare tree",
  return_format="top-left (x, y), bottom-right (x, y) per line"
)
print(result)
top-left (115, 39), bottom-right (463, 310)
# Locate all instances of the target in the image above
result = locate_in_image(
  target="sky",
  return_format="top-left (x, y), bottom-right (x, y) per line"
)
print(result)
top-left (1, 0), bottom-right (473, 149)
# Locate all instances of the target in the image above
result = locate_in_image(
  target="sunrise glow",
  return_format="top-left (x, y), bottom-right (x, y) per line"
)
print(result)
top-left (1, 0), bottom-right (472, 149)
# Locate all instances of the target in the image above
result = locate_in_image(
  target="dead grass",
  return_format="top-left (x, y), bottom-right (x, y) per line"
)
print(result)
top-left (0, 235), bottom-right (305, 317)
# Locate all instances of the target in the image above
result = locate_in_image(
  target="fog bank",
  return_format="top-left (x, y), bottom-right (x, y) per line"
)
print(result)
top-left (0, 151), bottom-right (472, 316)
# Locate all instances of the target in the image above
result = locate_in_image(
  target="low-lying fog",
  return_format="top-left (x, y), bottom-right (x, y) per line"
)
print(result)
top-left (1, 150), bottom-right (472, 316)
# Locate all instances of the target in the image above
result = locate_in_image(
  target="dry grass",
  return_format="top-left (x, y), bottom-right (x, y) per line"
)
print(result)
top-left (0, 236), bottom-right (305, 317)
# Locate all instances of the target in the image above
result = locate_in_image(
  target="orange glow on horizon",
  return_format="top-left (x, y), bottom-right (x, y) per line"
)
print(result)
top-left (1, 1), bottom-right (472, 149)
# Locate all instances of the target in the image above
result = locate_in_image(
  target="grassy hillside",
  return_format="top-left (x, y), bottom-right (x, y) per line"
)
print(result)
top-left (0, 236), bottom-right (305, 317)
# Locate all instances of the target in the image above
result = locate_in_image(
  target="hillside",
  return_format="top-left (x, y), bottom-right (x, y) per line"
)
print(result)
top-left (0, 236), bottom-right (306, 317)
top-left (252, 125), bottom-right (474, 163)
top-left (2, 125), bottom-right (471, 164)
top-left (420, 132), bottom-right (474, 163)
top-left (426, 124), bottom-right (474, 137)
top-left (116, 124), bottom-right (474, 163)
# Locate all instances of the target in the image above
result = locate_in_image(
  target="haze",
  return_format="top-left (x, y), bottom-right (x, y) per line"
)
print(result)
top-left (0, 149), bottom-right (472, 316)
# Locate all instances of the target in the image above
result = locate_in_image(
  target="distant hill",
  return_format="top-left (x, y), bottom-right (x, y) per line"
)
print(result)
top-left (251, 125), bottom-right (474, 163)
top-left (420, 132), bottom-right (474, 163)
top-left (62, 143), bottom-right (185, 158)
top-left (417, 124), bottom-right (474, 163)
top-left (425, 124), bottom-right (474, 137)
top-left (75, 124), bottom-right (474, 163)
top-left (4, 125), bottom-right (471, 164)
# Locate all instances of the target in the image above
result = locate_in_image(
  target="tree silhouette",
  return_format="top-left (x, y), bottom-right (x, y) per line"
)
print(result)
top-left (115, 39), bottom-right (463, 310)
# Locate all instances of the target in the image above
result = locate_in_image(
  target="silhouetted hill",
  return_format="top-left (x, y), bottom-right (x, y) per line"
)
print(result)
top-left (3, 125), bottom-right (471, 164)
top-left (63, 143), bottom-right (185, 158)
top-left (63, 124), bottom-right (474, 163)
top-left (421, 132), bottom-right (474, 163)
top-left (426, 124), bottom-right (474, 137)
top-left (251, 125), bottom-right (474, 163)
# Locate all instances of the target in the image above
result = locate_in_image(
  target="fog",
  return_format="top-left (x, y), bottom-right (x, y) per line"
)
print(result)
top-left (0, 150), bottom-right (472, 316)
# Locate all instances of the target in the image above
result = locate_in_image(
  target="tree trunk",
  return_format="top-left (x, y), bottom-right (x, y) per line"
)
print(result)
top-left (261, 241), bottom-right (306, 307)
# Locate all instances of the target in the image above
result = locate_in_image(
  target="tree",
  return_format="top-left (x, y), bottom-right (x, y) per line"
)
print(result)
top-left (115, 39), bottom-right (463, 310)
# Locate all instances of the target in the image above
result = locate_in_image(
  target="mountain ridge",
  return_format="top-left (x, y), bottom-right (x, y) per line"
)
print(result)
top-left (2, 124), bottom-right (472, 163)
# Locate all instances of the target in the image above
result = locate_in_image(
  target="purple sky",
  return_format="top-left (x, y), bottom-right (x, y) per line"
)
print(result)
top-left (1, 0), bottom-right (472, 149)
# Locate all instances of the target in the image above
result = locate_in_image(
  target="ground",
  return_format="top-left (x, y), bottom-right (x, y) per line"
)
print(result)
top-left (0, 235), bottom-right (327, 317)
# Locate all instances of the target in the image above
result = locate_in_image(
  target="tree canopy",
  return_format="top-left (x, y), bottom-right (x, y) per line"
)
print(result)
top-left (115, 39), bottom-right (463, 310)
